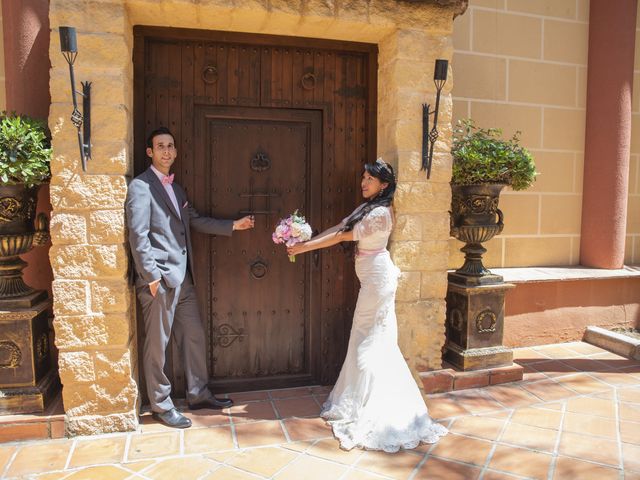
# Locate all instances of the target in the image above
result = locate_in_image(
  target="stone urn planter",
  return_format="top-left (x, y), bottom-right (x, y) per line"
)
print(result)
top-left (449, 183), bottom-right (505, 286)
top-left (0, 183), bottom-right (50, 305)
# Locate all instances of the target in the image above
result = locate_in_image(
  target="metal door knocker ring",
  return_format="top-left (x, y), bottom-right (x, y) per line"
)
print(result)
top-left (250, 261), bottom-right (268, 279)
top-left (202, 65), bottom-right (219, 84)
top-left (301, 73), bottom-right (316, 90)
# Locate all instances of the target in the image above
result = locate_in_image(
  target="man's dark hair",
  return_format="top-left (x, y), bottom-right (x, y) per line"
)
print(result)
top-left (146, 127), bottom-right (176, 149)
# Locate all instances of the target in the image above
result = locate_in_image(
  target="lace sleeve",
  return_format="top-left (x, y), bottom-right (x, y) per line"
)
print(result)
top-left (353, 207), bottom-right (392, 241)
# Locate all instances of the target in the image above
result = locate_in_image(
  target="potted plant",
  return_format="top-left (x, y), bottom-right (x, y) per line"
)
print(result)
top-left (449, 118), bottom-right (537, 283)
top-left (0, 111), bottom-right (51, 302)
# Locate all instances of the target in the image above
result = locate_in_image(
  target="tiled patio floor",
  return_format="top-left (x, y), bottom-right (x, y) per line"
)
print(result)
top-left (1, 341), bottom-right (639, 479)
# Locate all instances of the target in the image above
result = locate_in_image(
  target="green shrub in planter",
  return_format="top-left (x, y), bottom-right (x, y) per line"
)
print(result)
top-left (451, 118), bottom-right (537, 191)
top-left (0, 112), bottom-right (52, 188)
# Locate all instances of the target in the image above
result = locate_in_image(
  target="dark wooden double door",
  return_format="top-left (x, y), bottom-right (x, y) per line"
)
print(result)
top-left (134, 27), bottom-right (377, 394)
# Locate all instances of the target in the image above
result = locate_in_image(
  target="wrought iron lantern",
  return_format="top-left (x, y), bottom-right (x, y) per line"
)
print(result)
top-left (422, 59), bottom-right (448, 178)
top-left (59, 26), bottom-right (92, 171)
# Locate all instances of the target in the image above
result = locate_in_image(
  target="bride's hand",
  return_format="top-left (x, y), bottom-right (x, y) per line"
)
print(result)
top-left (287, 243), bottom-right (306, 256)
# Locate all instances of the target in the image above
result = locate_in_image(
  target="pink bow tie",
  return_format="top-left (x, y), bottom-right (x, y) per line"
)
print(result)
top-left (161, 173), bottom-right (174, 186)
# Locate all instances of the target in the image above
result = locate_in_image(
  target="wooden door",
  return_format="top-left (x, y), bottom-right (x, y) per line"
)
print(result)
top-left (134, 27), bottom-right (377, 395)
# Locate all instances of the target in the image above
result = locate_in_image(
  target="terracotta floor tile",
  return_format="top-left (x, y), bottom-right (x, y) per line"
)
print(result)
top-left (306, 438), bottom-right (364, 465)
top-left (447, 390), bottom-right (504, 414)
top-left (269, 387), bottom-right (314, 399)
top-left (566, 396), bottom-right (617, 418)
top-left (122, 459), bottom-right (155, 472)
top-left (590, 353), bottom-right (640, 369)
top-left (592, 371), bottom-right (640, 386)
top-left (227, 446), bottom-right (298, 477)
top-left (343, 469), bottom-right (390, 480)
top-left (448, 416), bottom-right (506, 441)
top-left (620, 403), bottom-right (640, 422)
top-left (314, 394), bottom-right (329, 405)
top-left (227, 390), bottom-right (271, 403)
top-left (355, 450), bottom-right (423, 479)
top-left (274, 397), bottom-right (321, 418)
top-left (560, 358), bottom-right (615, 373)
top-left (424, 395), bottom-right (470, 419)
top-left (621, 421), bottom-right (640, 445)
top-left (623, 443), bottom-right (640, 472)
top-left (533, 344), bottom-right (582, 359)
top-left (310, 385), bottom-right (334, 395)
top-left (29, 473), bottom-right (70, 480)
top-left (127, 432), bottom-right (180, 460)
top-left (183, 425), bottom-right (234, 453)
top-left (512, 348), bottom-right (551, 362)
top-left (283, 417), bottom-right (331, 442)
top-left (500, 422), bottom-right (558, 452)
top-left (69, 436), bottom-right (127, 468)
top-left (561, 342), bottom-right (609, 356)
top-left (558, 431), bottom-right (620, 466)
top-left (488, 444), bottom-right (553, 479)
top-left (553, 456), bottom-right (621, 479)
top-left (273, 455), bottom-right (347, 480)
top-left (202, 465), bottom-right (263, 479)
top-left (6, 441), bottom-right (72, 477)
top-left (553, 373), bottom-right (611, 395)
top-left (522, 365), bottom-right (549, 382)
top-left (619, 387), bottom-right (640, 404)
top-left (415, 456), bottom-right (481, 479)
top-left (510, 407), bottom-right (562, 430)
top-left (182, 409), bottom-right (230, 428)
top-left (562, 412), bottom-right (618, 439)
top-left (485, 384), bottom-right (540, 408)
top-left (0, 445), bottom-right (16, 473)
top-left (530, 359), bottom-right (580, 378)
top-left (62, 465), bottom-right (131, 479)
top-left (482, 471), bottom-right (523, 480)
top-left (227, 400), bottom-right (277, 423)
top-left (279, 440), bottom-right (314, 453)
top-left (626, 471), bottom-right (640, 480)
top-left (429, 433), bottom-right (493, 467)
top-left (234, 420), bottom-right (287, 448)
top-left (142, 457), bottom-right (219, 480)
top-left (520, 379), bottom-right (577, 401)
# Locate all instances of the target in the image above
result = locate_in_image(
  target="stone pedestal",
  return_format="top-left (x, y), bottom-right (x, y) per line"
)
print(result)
top-left (0, 298), bottom-right (59, 414)
top-left (444, 275), bottom-right (515, 371)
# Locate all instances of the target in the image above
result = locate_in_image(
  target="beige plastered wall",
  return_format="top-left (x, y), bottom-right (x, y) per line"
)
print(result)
top-left (0, 7), bottom-right (6, 110)
top-left (49, 0), bottom-right (459, 435)
top-left (450, 0), bottom-right (591, 268)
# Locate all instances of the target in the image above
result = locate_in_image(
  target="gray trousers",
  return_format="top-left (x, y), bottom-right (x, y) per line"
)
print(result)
top-left (136, 273), bottom-right (213, 412)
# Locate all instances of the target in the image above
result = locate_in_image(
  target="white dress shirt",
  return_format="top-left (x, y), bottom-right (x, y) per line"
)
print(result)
top-left (150, 165), bottom-right (181, 219)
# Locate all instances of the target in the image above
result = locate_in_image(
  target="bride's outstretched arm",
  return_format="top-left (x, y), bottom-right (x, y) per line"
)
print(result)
top-left (287, 228), bottom-right (354, 256)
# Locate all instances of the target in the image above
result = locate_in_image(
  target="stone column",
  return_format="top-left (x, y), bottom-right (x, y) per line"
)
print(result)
top-left (48, 0), bottom-right (138, 435)
top-left (580, 0), bottom-right (638, 269)
top-left (377, 28), bottom-right (453, 375)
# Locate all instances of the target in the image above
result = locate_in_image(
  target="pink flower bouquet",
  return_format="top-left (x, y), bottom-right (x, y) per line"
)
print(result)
top-left (272, 210), bottom-right (313, 262)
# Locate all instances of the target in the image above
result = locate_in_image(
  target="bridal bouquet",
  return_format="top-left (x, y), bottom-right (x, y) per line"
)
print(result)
top-left (272, 210), bottom-right (312, 262)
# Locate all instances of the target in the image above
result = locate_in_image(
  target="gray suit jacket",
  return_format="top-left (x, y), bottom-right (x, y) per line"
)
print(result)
top-left (125, 167), bottom-right (233, 289)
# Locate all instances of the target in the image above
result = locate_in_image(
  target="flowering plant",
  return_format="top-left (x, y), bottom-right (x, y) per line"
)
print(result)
top-left (272, 210), bottom-right (312, 262)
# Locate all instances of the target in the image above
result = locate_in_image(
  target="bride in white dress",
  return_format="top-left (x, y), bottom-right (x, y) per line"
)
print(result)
top-left (287, 158), bottom-right (447, 452)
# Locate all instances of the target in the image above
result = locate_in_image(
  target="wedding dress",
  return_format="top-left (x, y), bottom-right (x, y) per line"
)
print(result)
top-left (321, 204), bottom-right (448, 452)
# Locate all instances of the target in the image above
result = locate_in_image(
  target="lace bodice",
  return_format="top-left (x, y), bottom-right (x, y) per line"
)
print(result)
top-left (342, 204), bottom-right (393, 250)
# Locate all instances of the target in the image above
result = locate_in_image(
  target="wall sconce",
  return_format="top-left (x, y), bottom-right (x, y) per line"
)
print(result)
top-left (422, 59), bottom-right (448, 179)
top-left (59, 26), bottom-right (91, 172)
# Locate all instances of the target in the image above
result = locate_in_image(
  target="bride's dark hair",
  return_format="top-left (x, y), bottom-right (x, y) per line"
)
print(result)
top-left (340, 158), bottom-right (397, 233)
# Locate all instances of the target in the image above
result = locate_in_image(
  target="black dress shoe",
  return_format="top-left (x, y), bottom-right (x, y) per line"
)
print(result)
top-left (188, 396), bottom-right (234, 410)
top-left (151, 408), bottom-right (192, 428)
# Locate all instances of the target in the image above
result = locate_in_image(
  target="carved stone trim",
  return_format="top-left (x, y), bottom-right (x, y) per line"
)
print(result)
top-left (0, 341), bottom-right (22, 368)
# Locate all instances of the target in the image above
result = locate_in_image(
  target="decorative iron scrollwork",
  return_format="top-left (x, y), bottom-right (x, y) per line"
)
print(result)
top-left (0, 341), bottom-right (22, 368)
top-left (202, 65), bottom-right (219, 84)
top-left (250, 261), bottom-right (268, 279)
top-left (475, 309), bottom-right (497, 334)
top-left (452, 194), bottom-right (500, 217)
top-left (0, 196), bottom-right (35, 223)
top-left (250, 152), bottom-right (271, 172)
top-left (213, 323), bottom-right (246, 348)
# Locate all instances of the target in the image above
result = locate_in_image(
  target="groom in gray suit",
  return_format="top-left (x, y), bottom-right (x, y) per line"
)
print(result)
top-left (126, 127), bottom-right (254, 428)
